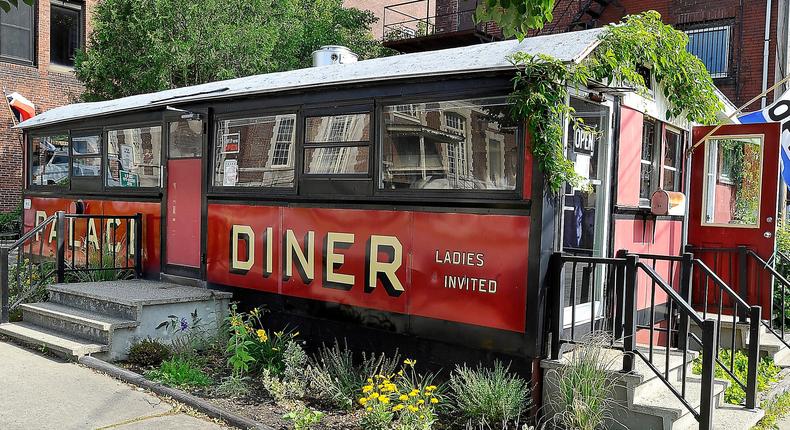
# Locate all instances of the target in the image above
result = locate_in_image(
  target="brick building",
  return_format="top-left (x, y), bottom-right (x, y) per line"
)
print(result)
top-left (0, 0), bottom-right (96, 213)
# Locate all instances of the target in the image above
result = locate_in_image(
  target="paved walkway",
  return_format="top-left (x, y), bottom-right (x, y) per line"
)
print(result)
top-left (0, 341), bottom-right (227, 430)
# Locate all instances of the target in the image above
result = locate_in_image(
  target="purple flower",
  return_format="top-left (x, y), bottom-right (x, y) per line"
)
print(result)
top-left (179, 317), bottom-right (189, 332)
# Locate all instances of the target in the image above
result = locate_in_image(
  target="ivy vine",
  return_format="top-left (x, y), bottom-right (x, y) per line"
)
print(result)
top-left (510, 11), bottom-right (724, 192)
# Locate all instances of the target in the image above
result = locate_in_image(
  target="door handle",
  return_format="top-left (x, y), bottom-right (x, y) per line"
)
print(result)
top-left (764, 231), bottom-right (773, 238)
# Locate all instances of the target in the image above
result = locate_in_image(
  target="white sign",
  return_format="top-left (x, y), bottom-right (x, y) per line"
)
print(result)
top-left (120, 145), bottom-right (134, 170)
top-left (573, 127), bottom-right (597, 155)
top-left (23, 199), bottom-right (31, 210)
top-left (223, 159), bottom-right (238, 186)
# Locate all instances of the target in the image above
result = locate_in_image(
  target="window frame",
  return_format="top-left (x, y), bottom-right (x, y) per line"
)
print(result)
top-left (682, 22), bottom-right (733, 79)
top-left (639, 117), bottom-right (659, 207)
top-left (104, 122), bottom-right (165, 191)
top-left (301, 105), bottom-right (373, 179)
top-left (209, 106), bottom-right (301, 196)
top-left (661, 126), bottom-right (684, 192)
top-left (69, 128), bottom-right (102, 192)
top-left (0, 0), bottom-right (36, 66)
top-left (27, 130), bottom-right (71, 190)
top-left (375, 92), bottom-right (523, 200)
top-left (49, 0), bottom-right (85, 68)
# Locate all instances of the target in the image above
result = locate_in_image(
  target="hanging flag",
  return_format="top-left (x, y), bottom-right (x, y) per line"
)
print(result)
top-left (739, 91), bottom-right (790, 187)
top-left (4, 91), bottom-right (35, 123)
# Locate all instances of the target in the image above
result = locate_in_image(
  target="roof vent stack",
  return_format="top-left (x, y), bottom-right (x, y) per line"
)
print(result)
top-left (312, 46), bottom-right (358, 67)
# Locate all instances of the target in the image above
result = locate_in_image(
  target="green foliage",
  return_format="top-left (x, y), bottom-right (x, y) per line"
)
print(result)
top-left (753, 390), bottom-right (790, 430)
top-left (224, 304), bottom-right (299, 378)
top-left (261, 340), bottom-right (310, 403)
top-left (506, 11), bottom-right (724, 192)
top-left (545, 335), bottom-right (617, 430)
top-left (145, 357), bottom-right (212, 388)
top-left (475, 0), bottom-right (557, 39)
top-left (692, 350), bottom-right (780, 405)
top-left (0, 205), bottom-right (22, 235)
top-left (283, 404), bottom-right (324, 430)
top-left (127, 338), bottom-right (172, 367)
top-left (448, 361), bottom-right (530, 428)
top-left (8, 258), bottom-right (54, 321)
top-left (214, 375), bottom-right (250, 398)
top-left (74, 0), bottom-right (388, 102)
top-left (307, 340), bottom-right (401, 410)
top-left (774, 220), bottom-right (790, 327)
top-left (0, 0), bottom-right (33, 14)
top-left (65, 244), bottom-right (134, 283)
top-left (155, 309), bottom-right (208, 360)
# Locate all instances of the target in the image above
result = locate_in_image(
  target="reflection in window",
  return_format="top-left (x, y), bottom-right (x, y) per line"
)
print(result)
top-left (169, 119), bottom-right (203, 158)
top-left (704, 137), bottom-right (762, 226)
top-left (685, 25), bottom-right (731, 78)
top-left (663, 129), bottom-right (682, 191)
top-left (107, 126), bottom-right (162, 188)
top-left (640, 119), bottom-right (657, 202)
top-left (304, 113), bottom-right (370, 175)
top-left (50, 1), bottom-right (84, 67)
top-left (31, 134), bottom-right (70, 186)
top-left (213, 114), bottom-right (296, 187)
top-left (380, 97), bottom-right (517, 191)
top-left (72, 135), bottom-right (101, 177)
top-left (0, 0), bottom-right (35, 63)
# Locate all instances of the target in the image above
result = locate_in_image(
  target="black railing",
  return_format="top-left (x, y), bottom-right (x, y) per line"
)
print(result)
top-left (1, 211), bottom-right (143, 323)
top-left (748, 249), bottom-right (790, 351)
top-left (382, 0), bottom-right (499, 42)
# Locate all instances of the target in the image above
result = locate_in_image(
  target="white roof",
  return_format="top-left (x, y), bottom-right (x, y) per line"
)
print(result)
top-left (17, 28), bottom-right (605, 130)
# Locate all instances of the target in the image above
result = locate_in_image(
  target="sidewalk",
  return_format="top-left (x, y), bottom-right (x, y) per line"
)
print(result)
top-left (0, 340), bottom-right (227, 430)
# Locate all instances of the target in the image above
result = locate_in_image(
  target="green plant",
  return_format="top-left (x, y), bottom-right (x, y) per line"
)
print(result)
top-left (545, 335), bottom-right (618, 430)
top-left (448, 361), bottom-right (530, 428)
top-left (156, 308), bottom-right (208, 359)
top-left (66, 243), bottom-right (134, 283)
top-left (692, 350), bottom-right (780, 404)
top-left (7, 258), bottom-right (54, 321)
top-left (283, 403), bottom-right (324, 430)
top-left (225, 304), bottom-right (299, 378)
top-left (307, 340), bottom-right (401, 410)
top-left (145, 357), bottom-right (212, 388)
top-left (774, 220), bottom-right (790, 327)
top-left (753, 389), bottom-right (790, 430)
top-left (127, 338), bottom-right (172, 367)
top-left (358, 359), bottom-right (442, 430)
top-left (214, 375), bottom-right (250, 398)
top-left (261, 340), bottom-right (310, 403)
top-left (475, 0), bottom-right (557, 39)
top-left (0, 0), bottom-right (34, 15)
top-left (0, 205), bottom-right (22, 234)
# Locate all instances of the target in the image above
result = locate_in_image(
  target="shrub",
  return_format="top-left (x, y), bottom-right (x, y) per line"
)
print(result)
top-left (0, 205), bottom-right (21, 234)
top-left (448, 361), bottom-right (530, 428)
top-left (692, 349), bottom-right (780, 404)
top-left (145, 357), bottom-right (212, 388)
top-left (7, 258), bottom-right (53, 321)
top-left (545, 335), bottom-right (618, 430)
top-left (261, 340), bottom-right (310, 403)
top-left (156, 309), bottom-right (209, 359)
top-left (214, 375), bottom-right (250, 398)
top-left (308, 340), bottom-right (401, 410)
top-left (283, 404), bottom-right (324, 430)
top-left (128, 338), bottom-right (172, 367)
top-left (225, 304), bottom-right (298, 377)
top-left (358, 359), bottom-right (442, 430)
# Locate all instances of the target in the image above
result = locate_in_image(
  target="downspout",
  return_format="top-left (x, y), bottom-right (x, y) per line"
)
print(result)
top-left (763, 0), bottom-right (774, 108)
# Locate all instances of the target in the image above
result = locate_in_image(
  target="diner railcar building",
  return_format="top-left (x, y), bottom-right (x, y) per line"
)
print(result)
top-left (14, 28), bottom-right (767, 428)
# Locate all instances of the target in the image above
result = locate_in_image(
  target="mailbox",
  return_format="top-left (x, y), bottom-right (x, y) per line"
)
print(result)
top-left (651, 190), bottom-right (686, 216)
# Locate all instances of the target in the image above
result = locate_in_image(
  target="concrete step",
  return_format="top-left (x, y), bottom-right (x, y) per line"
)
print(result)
top-left (746, 330), bottom-right (790, 364)
top-left (48, 287), bottom-right (139, 321)
top-left (0, 322), bottom-right (107, 358)
top-left (631, 375), bottom-right (728, 430)
top-left (20, 302), bottom-right (138, 344)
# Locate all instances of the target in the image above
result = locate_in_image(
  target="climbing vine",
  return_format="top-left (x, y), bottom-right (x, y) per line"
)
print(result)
top-left (509, 11), bottom-right (724, 192)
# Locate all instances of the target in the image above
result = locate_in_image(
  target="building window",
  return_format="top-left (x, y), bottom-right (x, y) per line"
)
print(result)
top-left (30, 134), bottom-right (70, 187)
top-left (663, 129), bottom-right (682, 191)
top-left (51, 1), bottom-right (84, 67)
top-left (0, 0), bottom-right (35, 64)
top-left (168, 119), bottom-right (203, 158)
top-left (304, 113), bottom-right (370, 175)
top-left (640, 119), bottom-right (657, 204)
top-left (71, 134), bottom-right (100, 177)
top-left (106, 126), bottom-right (162, 188)
top-left (684, 24), bottom-right (731, 78)
top-left (381, 96), bottom-right (518, 191)
top-left (213, 114), bottom-right (296, 188)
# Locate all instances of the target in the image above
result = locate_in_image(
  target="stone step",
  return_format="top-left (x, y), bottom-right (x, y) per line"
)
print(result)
top-left (0, 322), bottom-right (107, 358)
top-left (49, 287), bottom-right (138, 321)
top-left (631, 375), bottom-right (728, 430)
top-left (20, 302), bottom-right (138, 344)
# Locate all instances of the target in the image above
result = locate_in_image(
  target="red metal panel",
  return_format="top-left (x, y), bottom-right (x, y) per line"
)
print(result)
top-left (205, 204), bottom-right (531, 332)
top-left (616, 106), bottom-right (644, 207)
top-left (689, 123), bottom-right (781, 311)
top-left (165, 158), bottom-right (202, 268)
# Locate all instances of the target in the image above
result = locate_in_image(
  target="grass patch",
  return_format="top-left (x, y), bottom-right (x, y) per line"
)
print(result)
top-left (753, 390), bottom-right (790, 430)
top-left (145, 357), bottom-right (212, 388)
top-left (692, 350), bottom-right (780, 405)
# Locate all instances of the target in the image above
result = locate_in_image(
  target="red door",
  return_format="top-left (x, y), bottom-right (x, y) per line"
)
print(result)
top-left (165, 119), bottom-right (204, 270)
top-left (688, 123), bottom-right (781, 311)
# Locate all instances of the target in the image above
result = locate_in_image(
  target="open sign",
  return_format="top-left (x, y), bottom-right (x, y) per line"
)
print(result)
top-left (573, 127), bottom-right (597, 155)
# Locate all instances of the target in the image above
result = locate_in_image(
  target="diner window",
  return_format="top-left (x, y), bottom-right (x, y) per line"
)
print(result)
top-left (640, 119), bottom-right (657, 204)
top-left (106, 126), bottom-right (162, 188)
top-left (71, 134), bottom-right (100, 177)
top-left (304, 113), bottom-right (370, 175)
top-left (0, 0), bottom-right (35, 64)
top-left (30, 134), bottom-right (70, 186)
top-left (684, 24), bottom-right (731, 78)
top-left (381, 96), bottom-right (517, 191)
top-left (50, 1), bottom-right (84, 67)
top-left (663, 129), bottom-right (682, 191)
top-left (169, 119), bottom-right (203, 158)
top-left (213, 114), bottom-right (296, 188)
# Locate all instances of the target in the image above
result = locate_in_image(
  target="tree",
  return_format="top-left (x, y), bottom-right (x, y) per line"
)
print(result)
top-left (475, 0), bottom-right (557, 40)
top-left (0, 0), bottom-right (33, 13)
top-left (74, 0), bottom-right (388, 102)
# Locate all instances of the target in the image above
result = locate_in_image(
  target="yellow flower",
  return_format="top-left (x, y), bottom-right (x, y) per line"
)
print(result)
top-left (420, 414), bottom-right (425, 419)
top-left (250, 308), bottom-right (260, 317)
top-left (366, 407), bottom-right (372, 412)
top-left (369, 392), bottom-right (380, 400)
top-left (359, 397), bottom-right (368, 405)
top-left (392, 404), bottom-right (405, 412)
top-left (404, 359), bottom-right (417, 367)
top-left (399, 394), bottom-right (409, 401)
top-left (363, 385), bottom-right (374, 393)
top-left (256, 329), bottom-right (268, 343)
top-left (409, 389), bottom-right (419, 397)
top-left (380, 397), bottom-right (390, 404)
top-left (430, 397), bottom-right (438, 404)
top-left (418, 399), bottom-right (424, 405)
top-left (426, 385), bottom-right (437, 391)
top-left (408, 405), bottom-right (419, 412)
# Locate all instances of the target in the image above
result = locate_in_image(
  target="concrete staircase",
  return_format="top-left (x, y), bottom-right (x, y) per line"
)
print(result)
top-left (0, 280), bottom-right (231, 360)
top-left (542, 347), bottom-right (764, 430)
top-left (689, 314), bottom-right (790, 367)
